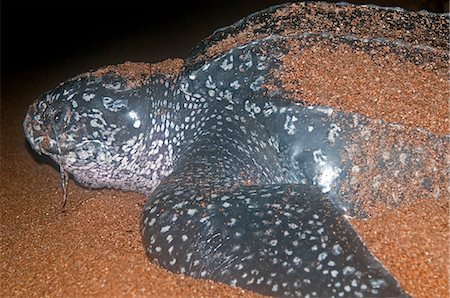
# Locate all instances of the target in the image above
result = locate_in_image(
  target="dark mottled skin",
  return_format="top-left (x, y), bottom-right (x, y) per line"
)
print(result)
top-left (24, 2), bottom-right (448, 297)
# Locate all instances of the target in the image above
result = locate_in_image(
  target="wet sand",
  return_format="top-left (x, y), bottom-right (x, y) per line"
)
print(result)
top-left (2, 1), bottom-right (449, 297)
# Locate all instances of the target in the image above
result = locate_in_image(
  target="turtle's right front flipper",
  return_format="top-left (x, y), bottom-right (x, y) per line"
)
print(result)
top-left (141, 180), bottom-right (408, 297)
top-left (140, 125), bottom-right (408, 297)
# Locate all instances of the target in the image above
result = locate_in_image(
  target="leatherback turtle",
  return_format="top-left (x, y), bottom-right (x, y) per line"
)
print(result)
top-left (24, 2), bottom-right (448, 297)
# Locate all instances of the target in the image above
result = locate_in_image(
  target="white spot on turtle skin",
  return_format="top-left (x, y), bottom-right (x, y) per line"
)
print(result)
top-left (332, 244), bottom-right (343, 255)
top-left (230, 80), bottom-right (241, 90)
top-left (316, 165), bottom-right (341, 193)
top-left (199, 216), bottom-right (210, 223)
top-left (90, 119), bottom-right (104, 128)
top-left (187, 209), bottom-right (197, 216)
top-left (312, 106), bottom-right (334, 116)
top-left (232, 244), bottom-right (241, 252)
top-left (318, 252), bottom-right (327, 261)
top-left (313, 149), bottom-right (325, 163)
top-left (128, 110), bottom-right (142, 128)
top-left (343, 266), bottom-right (356, 275)
top-left (160, 226), bottom-right (171, 233)
top-left (288, 223), bottom-right (299, 229)
top-left (205, 75), bottom-right (216, 89)
top-left (250, 76), bottom-right (265, 91)
top-left (148, 218), bottom-right (156, 226)
top-left (102, 94), bottom-right (128, 112)
top-left (83, 93), bottom-right (95, 101)
top-left (220, 58), bottom-right (233, 71)
top-left (104, 82), bottom-right (122, 90)
top-left (284, 115), bottom-right (298, 135)
top-left (328, 123), bottom-right (341, 143)
top-left (133, 120), bottom-right (142, 128)
top-left (312, 149), bottom-right (341, 193)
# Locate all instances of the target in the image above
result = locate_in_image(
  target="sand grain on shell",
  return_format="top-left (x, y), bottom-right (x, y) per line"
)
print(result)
top-left (278, 43), bottom-right (449, 136)
top-left (192, 2), bottom-right (448, 66)
top-left (88, 59), bottom-right (184, 89)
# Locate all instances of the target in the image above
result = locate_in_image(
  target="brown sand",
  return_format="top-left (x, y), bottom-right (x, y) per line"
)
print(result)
top-left (88, 59), bottom-right (184, 89)
top-left (2, 3), bottom-right (449, 298)
top-left (351, 199), bottom-right (449, 298)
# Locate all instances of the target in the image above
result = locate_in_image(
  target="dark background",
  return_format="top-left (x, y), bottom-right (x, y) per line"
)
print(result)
top-left (2, 0), bottom-right (448, 77)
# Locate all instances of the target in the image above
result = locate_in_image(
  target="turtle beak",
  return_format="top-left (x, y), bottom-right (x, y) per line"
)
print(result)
top-left (24, 102), bottom-right (44, 155)
top-left (23, 100), bottom-right (61, 156)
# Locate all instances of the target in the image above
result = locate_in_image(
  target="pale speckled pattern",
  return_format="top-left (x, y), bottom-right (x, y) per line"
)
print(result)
top-left (23, 2), bottom-right (448, 297)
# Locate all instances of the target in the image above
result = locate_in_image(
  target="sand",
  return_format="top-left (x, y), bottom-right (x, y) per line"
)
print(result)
top-left (2, 2), bottom-right (449, 298)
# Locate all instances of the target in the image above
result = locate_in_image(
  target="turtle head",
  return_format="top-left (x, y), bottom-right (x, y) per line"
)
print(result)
top-left (23, 70), bottom-right (152, 191)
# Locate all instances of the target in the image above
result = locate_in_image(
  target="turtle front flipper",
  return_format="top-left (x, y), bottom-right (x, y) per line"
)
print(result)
top-left (141, 180), bottom-right (408, 297)
top-left (140, 116), bottom-right (407, 297)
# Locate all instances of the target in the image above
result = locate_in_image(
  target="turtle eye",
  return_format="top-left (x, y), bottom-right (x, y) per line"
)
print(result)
top-left (54, 111), bottom-right (62, 123)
